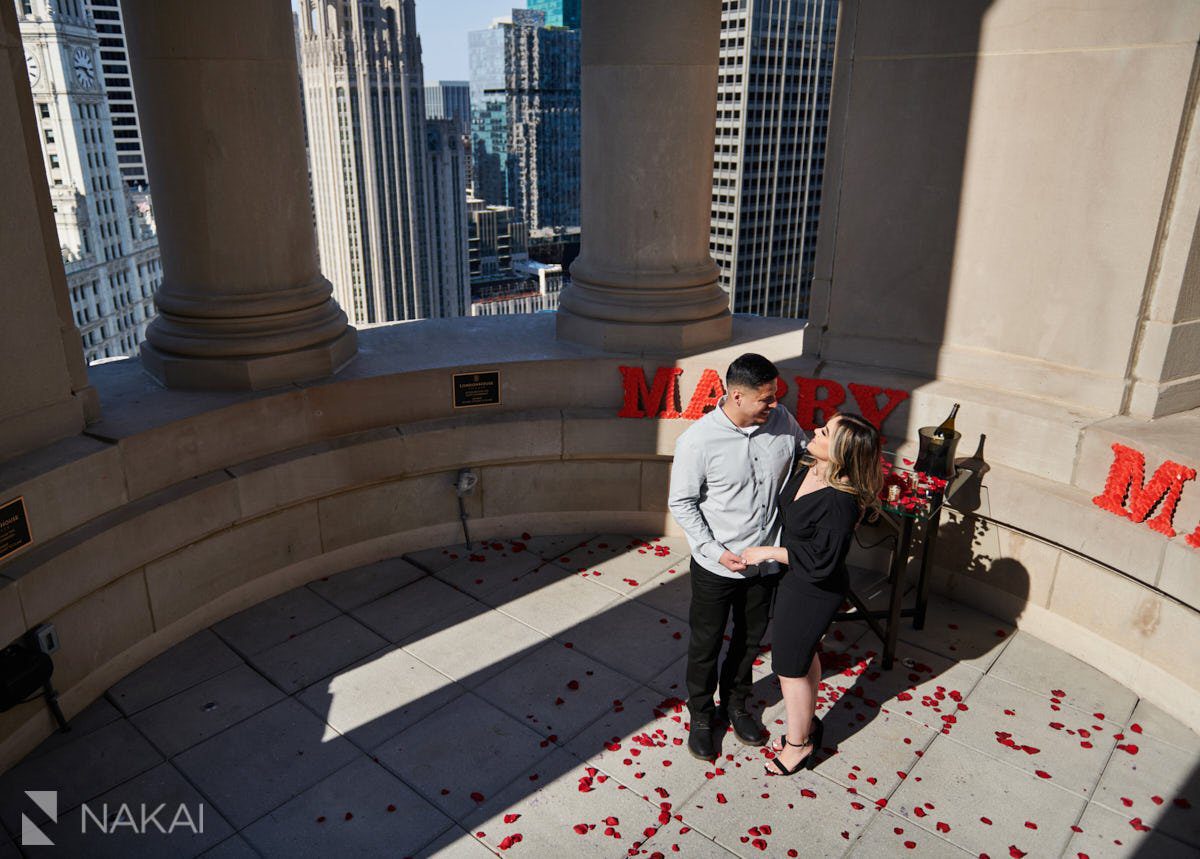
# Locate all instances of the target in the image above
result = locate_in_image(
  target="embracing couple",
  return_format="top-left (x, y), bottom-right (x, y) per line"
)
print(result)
top-left (667, 353), bottom-right (883, 775)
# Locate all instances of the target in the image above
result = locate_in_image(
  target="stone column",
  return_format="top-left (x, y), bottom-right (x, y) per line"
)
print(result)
top-left (556, 0), bottom-right (731, 353)
top-left (123, 0), bottom-right (355, 390)
top-left (0, 0), bottom-right (97, 460)
top-left (1126, 83), bottom-right (1200, 419)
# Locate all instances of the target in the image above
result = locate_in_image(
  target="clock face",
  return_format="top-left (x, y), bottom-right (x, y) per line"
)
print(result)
top-left (72, 47), bottom-right (96, 90)
top-left (25, 52), bottom-right (41, 88)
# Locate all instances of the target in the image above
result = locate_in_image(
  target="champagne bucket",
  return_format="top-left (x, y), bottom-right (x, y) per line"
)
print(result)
top-left (914, 426), bottom-right (961, 479)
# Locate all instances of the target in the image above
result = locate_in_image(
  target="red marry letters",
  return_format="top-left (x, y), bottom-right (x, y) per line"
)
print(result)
top-left (617, 366), bottom-right (910, 432)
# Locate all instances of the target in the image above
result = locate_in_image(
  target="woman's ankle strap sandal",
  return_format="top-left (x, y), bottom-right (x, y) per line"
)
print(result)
top-left (766, 736), bottom-right (815, 776)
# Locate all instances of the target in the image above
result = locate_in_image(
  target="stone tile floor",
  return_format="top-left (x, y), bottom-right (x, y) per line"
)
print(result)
top-left (1, 533), bottom-right (1197, 857)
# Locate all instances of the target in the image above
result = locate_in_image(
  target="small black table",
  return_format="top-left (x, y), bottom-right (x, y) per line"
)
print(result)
top-left (834, 461), bottom-right (948, 670)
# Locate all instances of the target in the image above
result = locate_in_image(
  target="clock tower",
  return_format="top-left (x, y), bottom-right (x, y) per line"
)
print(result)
top-left (15, 0), bottom-right (160, 363)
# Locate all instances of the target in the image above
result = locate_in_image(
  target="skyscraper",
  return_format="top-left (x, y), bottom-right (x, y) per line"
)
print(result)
top-left (18, 0), bottom-right (160, 363)
top-left (526, 0), bottom-right (580, 29)
top-left (424, 80), bottom-right (470, 134)
top-left (710, 0), bottom-right (838, 318)
top-left (83, 0), bottom-right (147, 189)
top-left (426, 118), bottom-right (470, 317)
top-left (469, 9), bottom-right (580, 232)
top-left (466, 194), bottom-right (528, 294)
top-left (297, 0), bottom-right (453, 324)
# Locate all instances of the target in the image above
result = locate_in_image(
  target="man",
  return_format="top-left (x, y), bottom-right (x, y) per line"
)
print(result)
top-left (668, 353), bottom-right (808, 762)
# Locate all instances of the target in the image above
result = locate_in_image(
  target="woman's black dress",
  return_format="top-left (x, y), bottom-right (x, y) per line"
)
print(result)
top-left (771, 465), bottom-right (861, 677)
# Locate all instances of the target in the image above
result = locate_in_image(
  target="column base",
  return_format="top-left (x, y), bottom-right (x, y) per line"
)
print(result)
top-left (140, 327), bottom-right (358, 391)
top-left (556, 307), bottom-right (732, 354)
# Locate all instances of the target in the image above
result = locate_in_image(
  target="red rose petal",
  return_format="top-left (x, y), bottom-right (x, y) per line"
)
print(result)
top-left (504, 813), bottom-right (521, 824)
top-left (1035, 770), bottom-right (1051, 779)
top-left (980, 816), bottom-right (992, 825)
top-left (573, 824), bottom-right (589, 835)
top-left (904, 841), bottom-right (916, 849)
top-left (801, 789), bottom-right (817, 799)
top-left (1009, 847), bottom-right (1026, 858)
top-left (1130, 723), bottom-right (1143, 734)
top-left (936, 822), bottom-right (951, 833)
top-left (470, 792), bottom-right (485, 803)
top-left (1024, 821), bottom-right (1037, 830)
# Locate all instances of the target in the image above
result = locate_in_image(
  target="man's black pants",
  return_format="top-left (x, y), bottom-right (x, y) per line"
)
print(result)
top-left (686, 558), bottom-right (777, 721)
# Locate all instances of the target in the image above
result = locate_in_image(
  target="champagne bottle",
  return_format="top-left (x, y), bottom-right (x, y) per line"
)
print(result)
top-left (933, 403), bottom-right (959, 439)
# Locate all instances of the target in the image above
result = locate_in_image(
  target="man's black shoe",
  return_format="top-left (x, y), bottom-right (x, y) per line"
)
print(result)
top-left (687, 717), bottom-right (718, 761)
top-left (724, 707), bottom-right (767, 746)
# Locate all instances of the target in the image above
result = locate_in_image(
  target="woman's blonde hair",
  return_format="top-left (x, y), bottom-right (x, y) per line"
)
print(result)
top-left (804, 413), bottom-right (884, 512)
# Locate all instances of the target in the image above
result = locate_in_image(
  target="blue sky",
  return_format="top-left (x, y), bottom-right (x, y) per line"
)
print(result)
top-left (417, 1), bottom-right (519, 82)
top-left (292, 1), bottom-right (521, 83)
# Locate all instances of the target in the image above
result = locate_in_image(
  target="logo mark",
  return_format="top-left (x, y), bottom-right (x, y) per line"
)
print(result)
top-left (22, 790), bottom-right (57, 846)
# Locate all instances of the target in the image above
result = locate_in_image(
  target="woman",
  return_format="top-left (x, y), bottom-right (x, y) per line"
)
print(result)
top-left (741, 413), bottom-right (883, 775)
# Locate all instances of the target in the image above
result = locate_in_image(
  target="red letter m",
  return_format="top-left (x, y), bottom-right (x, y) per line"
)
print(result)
top-left (1092, 443), bottom-right (1197, 538)
top-left (618, 366), bottom-right (683, 418)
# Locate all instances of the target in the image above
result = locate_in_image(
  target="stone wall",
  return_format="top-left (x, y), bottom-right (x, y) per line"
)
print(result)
top-left (1, 317), bottom-right (1197, 773)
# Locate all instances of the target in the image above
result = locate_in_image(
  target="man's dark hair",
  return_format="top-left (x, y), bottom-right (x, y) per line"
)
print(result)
top-left (726, 353), bottom-right (779, 391)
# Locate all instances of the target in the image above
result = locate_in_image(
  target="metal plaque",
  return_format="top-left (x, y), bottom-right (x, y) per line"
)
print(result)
top-left (0, 497), bottom-right (32, 563)
top-left (453, 370), bottom-right (501, 409)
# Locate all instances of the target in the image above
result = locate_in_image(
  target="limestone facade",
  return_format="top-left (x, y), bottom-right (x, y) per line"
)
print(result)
top-left (297, 0), bottom-right (451, 325)
top-left (17, 0), bottom-right (160, 363)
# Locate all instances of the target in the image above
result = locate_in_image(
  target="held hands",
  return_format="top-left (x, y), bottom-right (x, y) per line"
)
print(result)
top-left (740, 545), bottom-right (782, 566)
top-left (718, 546), bottom-right (782, 571)
top-left (718, 549), bottom-right (748, 573)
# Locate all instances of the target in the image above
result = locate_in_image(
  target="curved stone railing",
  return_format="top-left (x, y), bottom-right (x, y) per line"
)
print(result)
top-left (0, 314), bottom-right (1196, 772)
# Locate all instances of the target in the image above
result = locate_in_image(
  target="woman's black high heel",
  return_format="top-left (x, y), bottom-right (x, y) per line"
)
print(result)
top-left (810, 715), bottom-right (825, 752)
top-left (766, 717), bottom-right (824, 776)
top-left (765, 736), bottom-right (814, 775)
